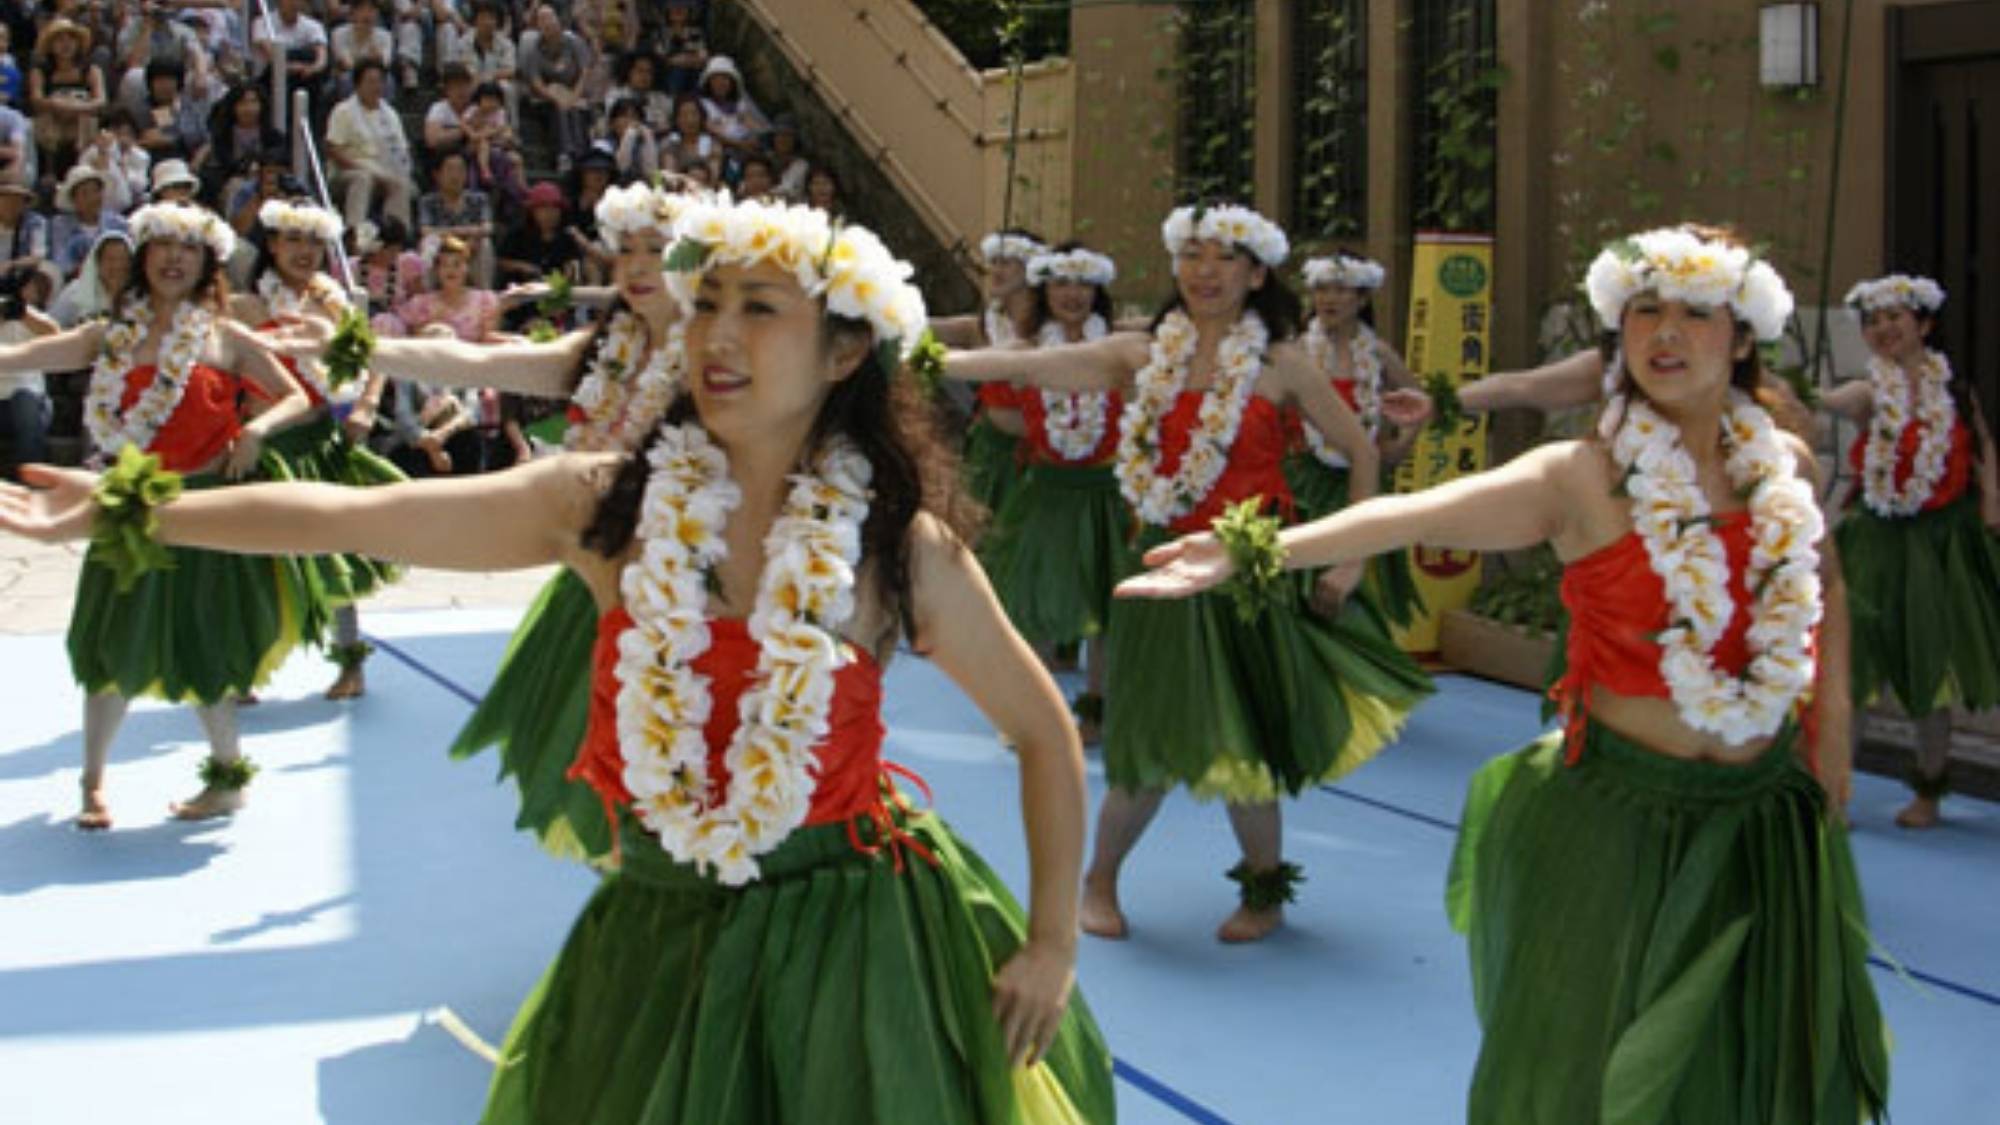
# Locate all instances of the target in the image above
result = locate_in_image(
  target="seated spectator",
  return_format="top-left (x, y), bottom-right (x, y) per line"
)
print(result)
top-left (50, 228), bottom-right (132, 326)
top-left (447, 0), bottom-right (516, 121)
top-left (113, 1), bottom-right (210, 122)
top-left (0, 24), bottom-right (23, 108)
top-left (331, 0), bottom-right (398, 101)
top-left (200, 84), bottom-right (281, 203)
top-left (250, 0), bottom-right (329, 121)
top-left (148, 157), bottom-right (198, 205)
top-left (465, 80), bottom-right (527, 208)
top-left (136, 60), bottom-right (208, 164)
top-left (604, 50), bottom-right (670, 135)
top-left (378, 375), bottom-right (482, 476)
top-left (398, 232), bottom-right (499, 342)
top-left (660, 91), bottom-right (717, 181)
top-left (605, 96), bottom-right (655, 183)
top-left (495, 179), bottom-right (581, 285)
top-left (0, 99), bottom-right (32, 184)
top-left (568, 144), bottom-right (612, 278)
top-left (327, 60), bottom-right (417, 230)
top-left (423, 62), bottom-right (476, 156)
top-left (388, 0), bottom-right (437, 91)
top-left (352, 215), bottom-right (423, 322)
top-left (654, 0), bottom-right (706, 96)
top-left (0, 171), bottom-right (48, 267)
top-left (518, 2), bottom-right (591, 165)
top-left (51, 165), bottom-right (129, 278)
top-left (767, 114), bottom-right (807, 199)
top-left (78, 109), bottom-right (151, 212)
top-left (30, 18), bottom-right (107, 181)
top-left (417, 146), bottom-right (493, 286)
top-left (804, 162), bottom-right (843, 216)
top-left (222, 148), bottom-right (294, 283)
top-left (734, 152), bottom-right (775, 201)
top-left (0, 260), bottom-right (58, 479)
top-left (697, 54), bottom-right (767, 173)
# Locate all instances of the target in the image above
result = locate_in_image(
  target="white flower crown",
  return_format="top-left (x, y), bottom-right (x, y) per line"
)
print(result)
top-left (1161, 204), bottom-right (1289, 267)
top-left (1844, 273), bottom-right (1946, 315)
top-left (257, 199), bottom-right (344, 244)
top-left (980, 232), bottom-right (1045, 265)
top-left (668, 197), bottom-right (929, 362)
top-left (1027, 248), bottom-right (1116, 289)
top-left (1584, 226), bottom-right (1793, 342)
top-left (1302, 254), bottom-right (1385, 291)
top-left (129, 202), bottom-right (236, 261)
top-left (597, 182), bottom-right (690, 253)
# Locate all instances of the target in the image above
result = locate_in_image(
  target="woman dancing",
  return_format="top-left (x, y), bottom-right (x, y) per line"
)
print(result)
top-left (932, 229), bottom-right (1044, 518)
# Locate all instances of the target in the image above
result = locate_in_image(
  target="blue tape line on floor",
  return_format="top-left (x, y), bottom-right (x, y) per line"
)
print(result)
top-left (366, 632), bottom-right (1238, 1123)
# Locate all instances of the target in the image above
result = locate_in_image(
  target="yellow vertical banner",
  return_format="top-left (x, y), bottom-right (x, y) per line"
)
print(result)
top-left (1391, 233), bottom-right (1493, 655)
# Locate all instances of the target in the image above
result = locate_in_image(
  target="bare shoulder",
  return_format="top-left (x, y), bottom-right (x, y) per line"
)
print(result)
top-left (227, 292), bottom-right (267, 325)
top-left (906, 509), bottom-right (975, 587)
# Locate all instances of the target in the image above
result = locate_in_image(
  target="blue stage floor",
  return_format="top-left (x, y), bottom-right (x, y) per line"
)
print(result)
top-left (0, 608), bottom-right (1994, 1123)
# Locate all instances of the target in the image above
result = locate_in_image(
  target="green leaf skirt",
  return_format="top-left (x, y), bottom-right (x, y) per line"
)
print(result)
top-left (981, 461), bottom-right (1140, 647)
top-left (963, 414), bottom-right (1023, 521)
top-left (67, 462), bottom-right (309, 705)
top-left (1281, 452), bottom-right (1426, 629)
top-left (1446, 720), bottom-right (1890, 1125)
top-left (449, 568), bottom-right (613, 861)
top-left (481, 811), bottom-right (1117, 1125)
top-left (265, 414), bottom-right (406, 608)
top-left (1102, 526), bottom-right (1435, 801)
top-left (1835, 496), bottom-right (2000, 716)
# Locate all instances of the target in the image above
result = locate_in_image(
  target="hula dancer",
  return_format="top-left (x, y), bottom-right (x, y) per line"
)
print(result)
top-left (1288, 251), bottom-right (1425, 627)
top-left (0, 196), bottom-right (1116, 1123)
top-left (232, 198), bottom-right (403, 700)
top-left (269, 182), bottom-right (688, 861)
top-left (982, 242), bottom-right (1133, 742)
top-left (946, 203), bottom-right (1434, 943)
top-left (0, 202), bottom-right (314, 829)
top-left (1819, 274), bottom-right (2000, 828)
top-left (932, 229), bottom-right (1044, 516)
top-left (1122, 225), bottom-right (1890, 1122)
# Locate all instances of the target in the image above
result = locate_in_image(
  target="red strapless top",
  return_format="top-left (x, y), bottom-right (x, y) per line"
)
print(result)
top-left (1147, 392), bottom-right (1292, 534)
top-left (1280, 379), bottom-right (1360, 452)
top-left (1844, 417), bottom-right (1972, 512)
top-left (1018, 387), bottom-right (1124, 465)
top-left (1550, 513), bottom-right (1807, 763)
top-left (122, 364), bottom-right (245, 473)
top-left (570, 608), bottom-right (909, 857)
top-left (977, 382), bottom-right (1019, 411)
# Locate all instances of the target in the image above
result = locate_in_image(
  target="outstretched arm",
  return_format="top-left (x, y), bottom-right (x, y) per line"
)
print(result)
top-left (266, 317), bottom-right (594, 397)
top-left (1458, 349), bottom-right (1607, 415)
top-left (0, 321), bottom-right (104, 375)
top-left (942, 332), bottom-right (1147, 394)
top-left (1119, 440), bottom-right (1579, 600)
top-left (907, 513), bottom-right (1083, 1067)
top-left (0, 454), bottom-right (612, 573)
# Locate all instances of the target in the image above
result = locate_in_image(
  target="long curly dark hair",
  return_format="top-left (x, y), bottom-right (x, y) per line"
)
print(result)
top-left (581, 314), bottom-right (981, 647)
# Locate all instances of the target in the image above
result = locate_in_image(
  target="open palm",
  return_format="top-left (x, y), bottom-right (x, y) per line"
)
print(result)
top-left (260, 313), bottom-right (337, 361)
top-left (1113, 532), bottom-right (1237, 601)
top-left (0, 465), bottom-right (99, 543)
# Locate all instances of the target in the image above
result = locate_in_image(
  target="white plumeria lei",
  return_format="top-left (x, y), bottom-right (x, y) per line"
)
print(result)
top-left (1035, 314), bottom-right (1111, 461)
top-left (257, 199), bottom-right (344, 245)
top-left (1610, 392), bottom-right (1825, 745)
top-left (1027, 248), bottom-right (1117, 288)
top-left (1301, 254), bottom-right (1385, 291)
top-left (669, 198), bottom-right (928, 363)
top-left (566, 312), bottom-right (686, 452)
top-left (1161, 204), bottom-right (1289, 267)
top-left (1115, 310), bottom-right (1269, 525)
top-left (982, 302), bottom-right (1021, 348)
top-left (257, 272), bottom-right (353, 401)
top-left (129, 202), bottom-right (236, 261)
top-left (980, 232), bottom-right (1044, 265)
top-left (1844, 273), bottom-right (1946, 315)
top-left (1585, 227), bottom-right (1793, 342)
top-left (597, 182), bottom-right (689, 253)
top-left (1860, 350), bottom-right (1956, 517)
top-left (83, 297), bottom-right (215, 455)
top-left (615, 422), bottom-right (871, 885)
top-left (1300, 319), bottom-right (1381, 468)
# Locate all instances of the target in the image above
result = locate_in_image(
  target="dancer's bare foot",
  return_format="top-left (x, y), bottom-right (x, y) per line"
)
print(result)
top-left (1080, 875), bottom-right (1128, 940)
top-left (324, 665), bottom-right (366, 700)
top-left (1894, 795), bottom-right (1941, 829)
top-left (76, 788), bottom-right (112, 831)
top-left (169, 785), bottom-right (245, 821)
top-left (1216, 904), bottom-right (1283, 943)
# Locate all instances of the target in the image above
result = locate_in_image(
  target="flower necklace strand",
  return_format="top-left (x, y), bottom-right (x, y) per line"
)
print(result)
top-left (257, 273), bottom-right (351, 401)
top-left (1035, 314), bottom-right (1111, 461)
top-left (84, 297), bottom-right (214, 456)
top-left (1860, 350), bottom-right (1955, 517)
top-left (1301, 318), bottom-right (1381, 468)
top-left (567, 312), bottom-right (686, 452)
top-left (615, 423), bottom-right (872, 885)
top-left (1114, 309), bottom-right (1268, 526)
top-left (1611, 392), bottom-right (1824, 745)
